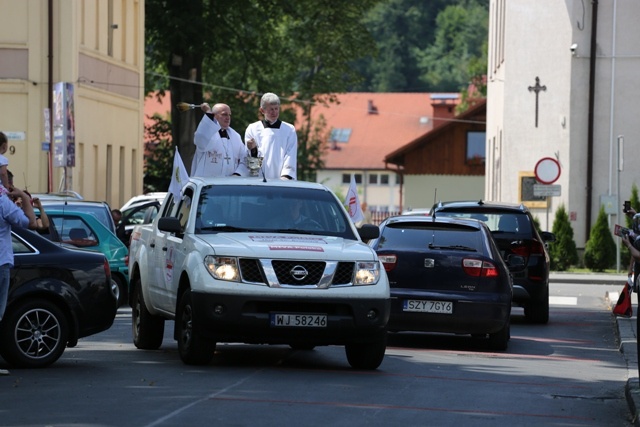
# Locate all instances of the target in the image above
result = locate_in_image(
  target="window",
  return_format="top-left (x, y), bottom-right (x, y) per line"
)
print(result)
top-left (369, 174), bottom-right (378, 185)
top-left (342, 174), bottom-right (362, 184)
top-left (330, 128), bottom-right (352, 143)
top-left (466, 131), bottom-right (486, 165)
top-left (380, 174), bottom-right (389, 185)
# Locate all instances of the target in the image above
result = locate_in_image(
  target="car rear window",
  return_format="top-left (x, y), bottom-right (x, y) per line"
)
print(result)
top-left (435, 211), bottom-right (531, 238)
top-left (378, 222), bottom-right (484, 252)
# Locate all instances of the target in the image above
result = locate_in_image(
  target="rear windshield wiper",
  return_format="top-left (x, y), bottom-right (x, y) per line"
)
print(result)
top-left (428, 243), bottom-right (477, 252)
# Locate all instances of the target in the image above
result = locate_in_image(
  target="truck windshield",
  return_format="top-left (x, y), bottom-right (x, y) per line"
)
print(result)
top-left (195, 185), bottom-right (356, 239)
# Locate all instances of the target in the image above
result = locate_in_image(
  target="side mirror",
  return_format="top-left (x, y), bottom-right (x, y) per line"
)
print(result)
top-left (158, 217), bottom-right (182, 234)
top-left (540, 231), bottom-right (556, 242)
top-left (358, 223), bottom-right (380, 242)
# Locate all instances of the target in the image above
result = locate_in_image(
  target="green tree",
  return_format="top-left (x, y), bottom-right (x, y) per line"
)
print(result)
top-left (352, 0), bottom-right (450, 92)
top-left (146, 0), bottom-right (381, 179)
top-left (143, 114), bottom-right (174, 193)
top-left (583, 206), bottom-right (616, 272)
top-left (549, 204), bottom-right (578, 271)
top-left (414, 0), bottom-right (489, 92)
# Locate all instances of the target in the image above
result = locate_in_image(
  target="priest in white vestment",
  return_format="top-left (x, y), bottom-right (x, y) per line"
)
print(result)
top-left (244, 93), bottom-right (297, 180)
top-left (192, 103), bottom-right (247, 177)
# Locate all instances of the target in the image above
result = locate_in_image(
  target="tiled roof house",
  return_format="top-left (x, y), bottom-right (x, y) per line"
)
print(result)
top-left (308, 92), bottom-right (463, 213)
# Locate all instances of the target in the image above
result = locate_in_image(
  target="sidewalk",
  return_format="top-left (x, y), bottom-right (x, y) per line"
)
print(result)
top-left (551, 272), bottom-right (639, 425)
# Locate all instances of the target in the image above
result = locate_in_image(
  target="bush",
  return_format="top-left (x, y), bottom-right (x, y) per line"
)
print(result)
top-left (549, 204), bottom-right (578, 271)
top-left (584, 205), bottom-right (616, 271)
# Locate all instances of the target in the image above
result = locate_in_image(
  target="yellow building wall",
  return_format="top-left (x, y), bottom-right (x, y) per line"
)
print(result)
top-left (0, 0), bottom-right (144, 209)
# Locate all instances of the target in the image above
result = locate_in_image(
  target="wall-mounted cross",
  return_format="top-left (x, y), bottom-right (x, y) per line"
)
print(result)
top-left (528, 76), bottom-right (546, 128)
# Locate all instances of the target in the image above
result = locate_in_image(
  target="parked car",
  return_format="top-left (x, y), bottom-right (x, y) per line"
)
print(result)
top-left (0, 227), bottom-right (117, 368)
top-left (38, 208), bottom-right (129, 306)
top-left (39, 200), bottom-right (116, 235)
top-left (117, 200), bottom-right (162, 246)
top-left (370, 214), bottom-right (516, 350)
top-left (121, 192), bottom-right (167, 211)
top-left (430, 200), bottom-right (555, 324)
top-left (30, 191), bottom-right (84, 201)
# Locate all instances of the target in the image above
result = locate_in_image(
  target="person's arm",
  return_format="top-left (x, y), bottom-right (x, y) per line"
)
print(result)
top-left (32, 198), bottom-right (50, 230)
top-left (280, 124), bottom-right (298, 179)
top-left (622, 234), bottom-right (640, 264)
top-left (9, 188), bottom-right (37, 229)
top-left (0, 165), bottom-right (8, 189)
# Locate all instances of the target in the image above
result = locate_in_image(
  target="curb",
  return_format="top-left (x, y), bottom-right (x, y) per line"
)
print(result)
top-left (606, 292), bottom-right (640, 426)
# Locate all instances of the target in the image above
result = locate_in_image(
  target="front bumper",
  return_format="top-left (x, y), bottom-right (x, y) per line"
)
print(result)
top-left (190, 291), bottom-right (390, 345)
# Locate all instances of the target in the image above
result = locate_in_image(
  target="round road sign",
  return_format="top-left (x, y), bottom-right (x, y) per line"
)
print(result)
top-left (534, 157), bottom-right (561, 185)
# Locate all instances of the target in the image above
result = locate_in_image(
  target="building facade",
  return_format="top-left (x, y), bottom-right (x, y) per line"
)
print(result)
top-left (486, 0), bottom-right (640, 249)
top-left (0, 0), bottom-right (145, 208)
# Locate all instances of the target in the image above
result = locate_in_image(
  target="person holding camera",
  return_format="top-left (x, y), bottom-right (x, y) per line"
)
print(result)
top-left (621, 204), bottom-right (640, 289)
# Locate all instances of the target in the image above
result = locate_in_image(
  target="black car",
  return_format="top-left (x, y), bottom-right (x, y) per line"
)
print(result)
top-left (370, 215), bottom-right (516, 350)
top-left (0, 227), bottom-right (117, 368)
top-left (431, 200), bottom-right (555, 324)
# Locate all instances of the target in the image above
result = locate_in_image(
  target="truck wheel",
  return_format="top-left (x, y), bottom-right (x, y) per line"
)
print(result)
top-left (0, 299), bottom-right (68, 368)
top-left (132, 278), bottom-right (164, 350)
top-left (345, 333), bottom-right (387, 370)
top-left (177, 289), bottom-right (216, 365)
top-left (488, 318), bottom-right (510, 351)
top-left (524, 287), bottom-right (549, 324)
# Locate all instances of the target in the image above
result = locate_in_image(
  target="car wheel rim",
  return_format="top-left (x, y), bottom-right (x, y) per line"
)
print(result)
top-left (15, 308), bottom-right (61, 360)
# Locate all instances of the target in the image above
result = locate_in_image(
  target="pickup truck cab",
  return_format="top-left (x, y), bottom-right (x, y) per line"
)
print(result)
top-left (128, 177), bottom-right (390, 369)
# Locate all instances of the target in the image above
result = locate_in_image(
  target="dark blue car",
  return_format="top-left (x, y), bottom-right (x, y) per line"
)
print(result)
top-left (370, 215), bottom-right (516, 350)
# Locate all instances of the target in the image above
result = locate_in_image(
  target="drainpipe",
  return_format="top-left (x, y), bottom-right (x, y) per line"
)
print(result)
top-left (585, 0), bottom-right (598, 241)
top-left (47, 0), bottom-right (54, 192)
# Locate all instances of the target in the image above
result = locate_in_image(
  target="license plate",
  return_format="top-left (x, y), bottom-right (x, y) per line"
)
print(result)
top-left (270, 313), bottom-right (327, 327)
top-left (403, 300), bottom-right (453, 314)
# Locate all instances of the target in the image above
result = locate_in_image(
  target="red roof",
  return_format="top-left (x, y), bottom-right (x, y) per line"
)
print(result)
top-left (305, 93), bottom-right (458, 170)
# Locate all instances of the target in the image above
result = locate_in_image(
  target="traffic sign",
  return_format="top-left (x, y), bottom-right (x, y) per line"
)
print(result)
top-left (533, 184), bottom-right (561, 197)
top-left (534, 157), bottom-right (561, 185)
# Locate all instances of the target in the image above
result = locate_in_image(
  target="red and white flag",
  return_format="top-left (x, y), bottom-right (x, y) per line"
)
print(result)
top-left (346, 174), bottom-right (364, 224)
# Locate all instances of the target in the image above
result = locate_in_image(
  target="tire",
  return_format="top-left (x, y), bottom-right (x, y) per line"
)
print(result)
top-left (177, 289), bottom-right (216, 365)
top-left (0, 299), bottom-right (69, 368)
top-left (525, 286), bottom-right (549, 324)
top-left (488, 318), bottom-right (510, 351)
top-left (113, 275), bottom-right (128, 307)
top-left (345, 333), bottom-right (387, 370)
top-left (132, 277), bottom-right (164, 350)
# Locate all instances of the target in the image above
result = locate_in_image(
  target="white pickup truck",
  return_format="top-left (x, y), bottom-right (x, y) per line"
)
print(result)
top-left (128, 177), bottom-right (390, 369)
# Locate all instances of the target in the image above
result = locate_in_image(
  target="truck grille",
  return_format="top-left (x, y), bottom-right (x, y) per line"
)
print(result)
top-left (238, 258), bottom-right (355, 287)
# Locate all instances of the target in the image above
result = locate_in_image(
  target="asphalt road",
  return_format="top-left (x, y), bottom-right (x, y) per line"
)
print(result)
top-left (0, 281), bottom-right (635, 426)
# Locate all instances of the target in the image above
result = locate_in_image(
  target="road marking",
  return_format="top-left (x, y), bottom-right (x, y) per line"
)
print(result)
top-left (549, 296), bottom-right (577, 305)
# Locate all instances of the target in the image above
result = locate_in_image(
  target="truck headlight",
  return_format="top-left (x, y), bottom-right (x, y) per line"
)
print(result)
top-left (353, 261), bottom-right (380, 285)
top-left (204, 256), bottom-right (240, 281)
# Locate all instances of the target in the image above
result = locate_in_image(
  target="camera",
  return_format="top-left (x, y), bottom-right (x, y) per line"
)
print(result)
top-left (624, 200), bottom-right (631, 212)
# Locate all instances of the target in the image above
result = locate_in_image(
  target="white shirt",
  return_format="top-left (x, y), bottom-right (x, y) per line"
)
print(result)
top-left (192, 115), bottom-right (247, 177)
top-left (244, 120), bottom-right (297, 180)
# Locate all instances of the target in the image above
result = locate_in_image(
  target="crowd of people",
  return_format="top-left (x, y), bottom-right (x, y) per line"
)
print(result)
top-left (191, 92), bottom-right (298, 180)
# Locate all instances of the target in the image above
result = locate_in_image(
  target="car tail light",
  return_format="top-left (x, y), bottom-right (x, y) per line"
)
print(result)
top-left (104, 259), bottom-right (112, 279)
top-left (462, 258), bottom-right (499, 277)
top-left (378, 254), bottom-right (397, 272)
top-left (529, 240), bottom-right (546, 255)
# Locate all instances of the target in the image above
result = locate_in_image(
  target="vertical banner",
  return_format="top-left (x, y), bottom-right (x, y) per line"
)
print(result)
top-left (52, 82), bottom-right (76, 167)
